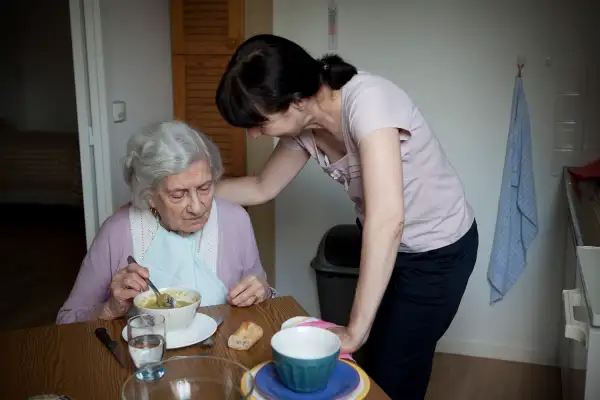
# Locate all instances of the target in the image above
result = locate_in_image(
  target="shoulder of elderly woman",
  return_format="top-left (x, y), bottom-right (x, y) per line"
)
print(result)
top-left (214, 196), bottom-right (252, 225)
top-left (86, 206), bottom-right (132, 272)
top-left (82, 206), bottom-right (132, 275)
top-left (99, 206), bottom-right (132, 243)
top-left (214, 196), bottom-right (260, 264)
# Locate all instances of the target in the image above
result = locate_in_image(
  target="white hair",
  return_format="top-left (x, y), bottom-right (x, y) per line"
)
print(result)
top-left (123, 120), bottom-right (224, 209)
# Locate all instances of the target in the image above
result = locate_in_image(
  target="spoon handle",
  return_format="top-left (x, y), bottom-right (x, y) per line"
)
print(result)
top-left (127, 255), bottom-right (160, 296)
top-left (146, 278), bottom-right (161, 295)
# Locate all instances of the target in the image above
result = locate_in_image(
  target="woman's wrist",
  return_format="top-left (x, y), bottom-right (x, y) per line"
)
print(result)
top-left (347, 289), bottom-right (379, 338)
top-left (347, 312), bottom-right (371, 337)
top-left (95, 300), bottom-right (124, 320)
top-left (263, 286), bottom-right (273, 301)
top-left (93, 302), bottom-right (112, 320)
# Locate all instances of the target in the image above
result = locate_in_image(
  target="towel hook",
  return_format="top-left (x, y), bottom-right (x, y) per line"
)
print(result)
top-left (516, 55), bottom-right (526, 78)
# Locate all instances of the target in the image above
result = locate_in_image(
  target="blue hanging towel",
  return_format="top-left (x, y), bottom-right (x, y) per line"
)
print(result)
top-left (487, 76), bottom-right (538, 304)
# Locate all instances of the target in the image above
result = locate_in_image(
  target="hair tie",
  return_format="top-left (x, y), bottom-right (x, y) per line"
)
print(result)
top-left (321, 61), bottom-right (330, 71)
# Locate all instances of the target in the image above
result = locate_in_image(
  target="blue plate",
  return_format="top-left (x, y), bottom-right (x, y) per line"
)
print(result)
top-left (255, 360), bottom-right (360, 400)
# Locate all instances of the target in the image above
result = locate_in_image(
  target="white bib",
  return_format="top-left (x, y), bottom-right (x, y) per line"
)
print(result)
top-left (129, 200), bottom-right (227, 307)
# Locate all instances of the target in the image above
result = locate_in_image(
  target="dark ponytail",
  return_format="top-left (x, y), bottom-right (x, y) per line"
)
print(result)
top-left (318, 54), bottom-right (358, 90)
top-left (216, 34), bottom-right (358, 129)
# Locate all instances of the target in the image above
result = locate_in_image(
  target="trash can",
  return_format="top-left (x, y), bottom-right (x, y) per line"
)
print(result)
top-left (311, 224), bottom-right (362, 327)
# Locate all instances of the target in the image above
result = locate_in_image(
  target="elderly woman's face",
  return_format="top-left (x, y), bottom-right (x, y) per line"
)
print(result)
top-left (149, 159), bottom-right (214, 235)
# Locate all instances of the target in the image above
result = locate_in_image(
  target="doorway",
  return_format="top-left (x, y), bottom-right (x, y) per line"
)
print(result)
top-left (0, 0), bottom-right (109, 330)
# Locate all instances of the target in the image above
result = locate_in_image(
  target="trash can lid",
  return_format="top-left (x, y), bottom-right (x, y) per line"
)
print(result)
top-left (311, 224), bottom-right (361, 275)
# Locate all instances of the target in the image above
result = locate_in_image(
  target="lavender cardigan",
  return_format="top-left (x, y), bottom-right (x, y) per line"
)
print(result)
top-left (57, 197), bottom-right (267, 324)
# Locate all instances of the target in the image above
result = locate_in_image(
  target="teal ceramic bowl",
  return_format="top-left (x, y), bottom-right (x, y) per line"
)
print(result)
top-left (271, 326), bottom-right (341, 393)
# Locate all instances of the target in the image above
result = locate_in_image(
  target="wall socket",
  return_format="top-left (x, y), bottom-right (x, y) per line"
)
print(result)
top-left (112, 101), bottom-right (126, 123)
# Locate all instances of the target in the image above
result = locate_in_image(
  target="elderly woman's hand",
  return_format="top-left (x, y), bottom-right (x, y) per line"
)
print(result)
top-left (227, 275), bottom-right (271, 307)
top-left (101, 263), bottom-right (149, 319)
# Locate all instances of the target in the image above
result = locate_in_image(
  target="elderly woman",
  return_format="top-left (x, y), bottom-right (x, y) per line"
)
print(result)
top-left (57, 121), bottom-right (274, 324)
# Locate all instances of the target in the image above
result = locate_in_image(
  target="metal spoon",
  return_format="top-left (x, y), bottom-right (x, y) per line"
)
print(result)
top-left (127, 255), bottom-right (177, 309)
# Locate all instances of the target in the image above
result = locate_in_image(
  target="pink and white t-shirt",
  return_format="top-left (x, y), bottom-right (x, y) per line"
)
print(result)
top-left (281, 72), bottom-right (474, 253)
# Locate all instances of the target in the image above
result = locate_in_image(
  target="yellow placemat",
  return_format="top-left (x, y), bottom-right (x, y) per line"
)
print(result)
top-left (241, 359), bottom-right (370, 400)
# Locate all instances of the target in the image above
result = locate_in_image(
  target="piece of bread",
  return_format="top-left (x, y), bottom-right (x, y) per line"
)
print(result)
top-left (228, 321), bottom-right (264, 351)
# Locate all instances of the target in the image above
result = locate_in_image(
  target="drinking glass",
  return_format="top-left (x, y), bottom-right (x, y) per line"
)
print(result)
top-left (127, 314), bottom-right (167, 381)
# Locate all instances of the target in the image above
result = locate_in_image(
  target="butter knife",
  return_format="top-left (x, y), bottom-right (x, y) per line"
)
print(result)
top-left (95, 328), bottom-right (129, 368)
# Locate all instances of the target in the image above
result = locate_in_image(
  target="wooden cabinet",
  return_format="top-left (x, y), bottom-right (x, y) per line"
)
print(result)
top-left (171, 0), bottom-right (246, 177)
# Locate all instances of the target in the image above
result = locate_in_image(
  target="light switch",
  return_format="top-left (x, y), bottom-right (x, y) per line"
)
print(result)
top-left (112, 101), bottom-right (126, 123)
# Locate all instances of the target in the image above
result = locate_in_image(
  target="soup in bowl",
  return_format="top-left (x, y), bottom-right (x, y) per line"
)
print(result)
top-left (133, 288), bottom-right (201, 332)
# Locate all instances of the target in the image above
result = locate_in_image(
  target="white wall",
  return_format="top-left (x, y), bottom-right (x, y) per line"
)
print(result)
top-left (100, 0), bottom-right (174, 209)
top-left (274, 0), bottom-right (597, 366)
top-left (0, 0), bottom-right (77, 132)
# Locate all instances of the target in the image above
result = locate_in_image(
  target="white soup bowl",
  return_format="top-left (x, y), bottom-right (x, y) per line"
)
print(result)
top-left (133, 287), bottom-right (201, 332)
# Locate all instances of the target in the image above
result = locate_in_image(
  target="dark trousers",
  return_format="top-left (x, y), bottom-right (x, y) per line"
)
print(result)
top-left (358, 220), bottom-right (479, 400)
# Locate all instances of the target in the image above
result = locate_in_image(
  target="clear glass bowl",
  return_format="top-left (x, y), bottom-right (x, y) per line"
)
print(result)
top-left (122, 355), bottom-right (255, 400)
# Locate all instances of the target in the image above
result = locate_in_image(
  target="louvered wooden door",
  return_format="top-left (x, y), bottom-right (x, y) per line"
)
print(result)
top-left (171, 0), bottom-right (246, 177)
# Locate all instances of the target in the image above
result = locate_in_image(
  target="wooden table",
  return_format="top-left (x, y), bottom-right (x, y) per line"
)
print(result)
top-left (0, 296), bottom-right (388, 399)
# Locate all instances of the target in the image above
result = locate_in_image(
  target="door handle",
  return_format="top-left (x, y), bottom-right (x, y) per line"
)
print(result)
top-left (563, 289), bottom-right (588, 346)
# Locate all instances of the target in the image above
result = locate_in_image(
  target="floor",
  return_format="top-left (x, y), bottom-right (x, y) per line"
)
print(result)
top-left (0, 204), bottom-right (563, 398)
top-left (426, 353), bottom-right (562, 400)
top-left (0, 204), bottom-right (86, 331)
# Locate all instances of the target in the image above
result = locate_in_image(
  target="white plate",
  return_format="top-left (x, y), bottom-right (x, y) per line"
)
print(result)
top-left (280, 316), bottom-right (319, 330)
top-left (122, 313), bottom-right (217, 350)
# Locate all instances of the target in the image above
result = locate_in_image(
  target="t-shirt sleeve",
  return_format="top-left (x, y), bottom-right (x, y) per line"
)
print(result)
top-left (346, 78), bottom-right (414, 145)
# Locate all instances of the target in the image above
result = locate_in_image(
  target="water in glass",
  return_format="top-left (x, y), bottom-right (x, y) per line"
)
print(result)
top-left (127, 314), bottom-right (166, 381)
